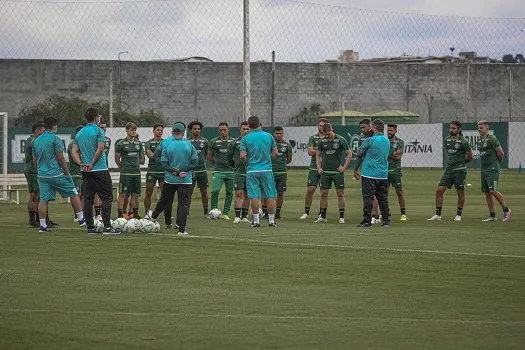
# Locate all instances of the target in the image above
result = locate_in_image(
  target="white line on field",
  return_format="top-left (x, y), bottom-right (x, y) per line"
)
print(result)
top-left (4, 224), bottom-right (525, 260)
top-left (0, 308), bottom-right (522, 325)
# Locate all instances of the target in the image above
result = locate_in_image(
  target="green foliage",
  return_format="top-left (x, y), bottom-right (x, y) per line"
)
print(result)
top-left (16, 95), bottom-right (166, 127)
top-left (288, 103), bottom-right (324, 126)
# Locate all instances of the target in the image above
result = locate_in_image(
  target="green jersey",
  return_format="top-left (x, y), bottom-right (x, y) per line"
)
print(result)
top-left (67, 140), bottom-right (81, 176)
top-left (444, 136), bottom-right (472, 171)
top-left (145, 138), bottom-right (164, 173)
top-left (188, 136), bottom-right (210, 172)
top-left (307, 134), bottom-right (322, 169)
top-left (210, 136), bottom-right (234, 172)
top-left (317, 134), bottom-right (350, 172)
top-left (24, 135), bottom-right (36, 174)
top-left (115, 138), bottom-right (144, 175)
top-left (272, 140), bottom-right (293, 174)
top-left (228, 137), bottom-right (246, 175)
top-left (478, 134), bottom-right (501, 172)
top-left (388, 137), bottom-right (404, 172)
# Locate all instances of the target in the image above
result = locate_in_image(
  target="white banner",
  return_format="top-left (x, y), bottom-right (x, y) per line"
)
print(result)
top-left (282, 126), bottom-right (318, 167)
top-left (395, 123), bottom-right (443, 168)
top-left (509, 122), bottom-right (525, 169)
top-left (12, 134), bottom-right (72, 163)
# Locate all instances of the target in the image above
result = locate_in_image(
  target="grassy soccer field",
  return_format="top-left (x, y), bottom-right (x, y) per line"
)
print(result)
top-left (1, 169), bottom-right (524, 349)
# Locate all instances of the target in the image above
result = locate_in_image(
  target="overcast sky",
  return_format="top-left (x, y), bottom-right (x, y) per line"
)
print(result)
top-left (1, 0), bottom-right (523, 62)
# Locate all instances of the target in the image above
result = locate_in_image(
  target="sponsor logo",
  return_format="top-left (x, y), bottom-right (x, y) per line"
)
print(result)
top-left (289, 140), bottom-right (308, 153)
top-left (404, 139), bottom-right (433, 154)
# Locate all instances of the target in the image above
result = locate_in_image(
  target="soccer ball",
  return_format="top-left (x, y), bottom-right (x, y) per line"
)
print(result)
top-left (124, 218), bottom-right (140, 233)
top-left (139, 219), bottom-right (156, 233)
top-left (153, 221), bottom-right (161, 232)
top-left (113, 218), bottom-right (127, 230)
top-left (93, 219), bottom-right (104, 233)
top-left (209, 208), bottom-right (222, 219)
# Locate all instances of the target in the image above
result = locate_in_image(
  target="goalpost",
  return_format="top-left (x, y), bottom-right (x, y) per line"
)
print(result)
top-left (0, 112), bottom-right (7, 201)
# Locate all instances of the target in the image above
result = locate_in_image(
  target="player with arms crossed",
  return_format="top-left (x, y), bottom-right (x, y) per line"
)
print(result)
top-left (477, 120), bottom-right (511, 222)
top-left (208, 122), bottom-right (235, 220)
top-left (144, 124), bottom-right (165, 216)
top-left (115, 122), bottom-right (145, 219)
top-left (299, 118), bottom-right (327, 220)
top-left (228, 121), bottom-right (251, 223)
top-left (271, 126), bottom-right (293, 219)
top-left (188, 121), bottom-right (210, 217)
top-left (32, 117), bottom-right (85, 232)
top-left (387, 124), bottom-right (408, 221)
top-left (240, 116), bottom-right (278, 228)
top-left (315, 123), bottom-right (352, 224)
top-left (428, 121), bottom-right (473, 222)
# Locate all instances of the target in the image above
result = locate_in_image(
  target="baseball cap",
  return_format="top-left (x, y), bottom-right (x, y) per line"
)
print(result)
top-left (173, 122), bottom-right (186, 132)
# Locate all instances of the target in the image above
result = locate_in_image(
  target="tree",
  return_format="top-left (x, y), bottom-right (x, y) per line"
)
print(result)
top-left (16, 95), bottom-right (166, 127)
top-left (288, 103), bottom-right (324, 126)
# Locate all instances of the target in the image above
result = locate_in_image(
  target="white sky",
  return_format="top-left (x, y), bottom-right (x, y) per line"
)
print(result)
top-left (0, 0), bottom-right (523, 62)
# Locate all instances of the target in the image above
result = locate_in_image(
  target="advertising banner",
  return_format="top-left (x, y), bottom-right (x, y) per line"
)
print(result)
top-left (395, 123), bottom-right (443, 168)
top-left (508, 122), bottom-right (525, 169)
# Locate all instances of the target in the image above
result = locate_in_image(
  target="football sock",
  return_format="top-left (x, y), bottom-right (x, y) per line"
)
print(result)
top-left (456, 208), bottom-right (463, 216)
top-left (253, 213), bottom-right (260, 224)
top-left (339, 208), bottom-right (345, 219)
top-left (39, 219), bottom-right (47, 228)
top-left (133, 208), bottom-right (139, 217)
top-left (262, 206), bottom-right (268, 216)
top-left (118, 209), bottom-right (123, 218)
top-left (95, 206), bottom-right (101, 217)
top-left (241, 208), bottom-right (249, 219)
top-left (235, 208), bottom-right (241, 218)
top-left (76, 212), bottom-right (84, 221)
top-left (503, 206), bottom-right (509, 212)
top-left (436, 207), bottom-right (442, 216)
top-left (490, 212), bottom-right (496, 218)
top-left (203, 206), bottom-right (209, 215)
top-left (304, 207), bottom-right (310, 215)
top-left (401, 207), bottom-right (406, 215)
top-left (268, 214), bottom-right (275, 224)
top-left (320, 208), bottom-right (327, 219)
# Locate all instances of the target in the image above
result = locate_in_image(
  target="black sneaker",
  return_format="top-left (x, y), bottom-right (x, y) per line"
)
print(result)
top-left (357, 221), bottom-right (372, 228)
top-left (103, 227), bottom-right (121, 235)
top-left (166, 224), bottom-right (172, 229)
top-left (381, 221), bottom-right (391, 228)
top-left (275, 214), bottom-right (281, 220)
top-left (87, 227), bottom-right (99, 234)
top-left (269, 222), bottom-right (278, 227)
top-left (250, 222), bottom-right (261, 228)
top-left (47, 219), bottom-right (59, 227)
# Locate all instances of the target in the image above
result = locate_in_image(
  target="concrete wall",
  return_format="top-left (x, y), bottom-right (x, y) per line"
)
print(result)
top-left (1, 59), bottom-right (523, 126)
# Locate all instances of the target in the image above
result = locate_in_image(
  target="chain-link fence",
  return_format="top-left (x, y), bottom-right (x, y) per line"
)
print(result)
top-left (1, 0), bottom-right (524, 173)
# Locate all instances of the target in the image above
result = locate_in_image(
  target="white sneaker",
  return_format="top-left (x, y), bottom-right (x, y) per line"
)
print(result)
top-left (73, 217), bottom-right (79, 222)
top-left (482, 216), bottom-right (497, 222)
top-left (95, 215), bottom-right (103, 221)
top-left (299, 213), bottom-right (309, 220)
top-left (454, 215), bottom-right (462, 222)
top-left (233, 217), bottom-right (241, 224)
top-left (314, 215), bottom-right (327, 223)
top-left (371, 217), bottom-right (377, 224)
top-left (427, 215), bottom-right (442, 221)
top-left (339, 218), bottom-right (345, 224)
top-left (503, 209), bottom-right (512, 222)
top-left (177, 231), bottom-right (189, 236)
top-left (241, 217), bottom-right (250, 223)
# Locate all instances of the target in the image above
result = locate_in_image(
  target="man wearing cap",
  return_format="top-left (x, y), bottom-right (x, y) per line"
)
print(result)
top-left (148, 122), bottom-right (198, 235)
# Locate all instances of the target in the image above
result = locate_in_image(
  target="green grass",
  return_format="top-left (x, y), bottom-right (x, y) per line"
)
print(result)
top-left (1, 169), bottom-right (524, 349)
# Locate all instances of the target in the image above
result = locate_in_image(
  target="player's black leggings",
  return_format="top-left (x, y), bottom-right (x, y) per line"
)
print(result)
top-left (152, 183), bottom-right (191, 232)
top-left (361, 176), bottom-right (390, 224)
top-left (82, 170), bottom-right (113, 228)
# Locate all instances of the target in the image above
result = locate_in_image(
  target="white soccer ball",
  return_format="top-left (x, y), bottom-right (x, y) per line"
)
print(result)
top-left (124, 218), bottom-right (140, 233)
top-left (153, 221), bottom-right (161, 232)
top-left (113, 218), bottom-right (127, 230)
top-left (209, 208), bottom-right (222, 219)
top-left (139, 219), bottom-right (156, 233)
top-left (93, 219), bottom-right (104, 233)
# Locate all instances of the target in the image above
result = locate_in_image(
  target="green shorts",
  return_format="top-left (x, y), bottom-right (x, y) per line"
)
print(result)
top-left (439, 169), bottom-right (467, 190)
top-left (192, 170), bottom-right (209, 189)
top-left (274, 173), bottom-right (287, 192)
top-left (481, 171), bottom-right (499, 193)
top-left (320, 172), bottom-right (345, 190)
top-left (387, 171), bottom-right (402, 189)
top-left (119, 174), bottom-right (141, 195)
top-left (72, 175), bottom-right (83, 193)
top-left (146, 172), bottom-right (164, 184)
top-left (234, 173), bottom-right (247, 193)
top-left (24, 171), bottom-right (39, 193)
top-left (307, 169), bottom-right (321, 187)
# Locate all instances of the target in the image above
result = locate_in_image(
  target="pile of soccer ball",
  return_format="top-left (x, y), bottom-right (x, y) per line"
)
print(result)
top-left (92, 218), bottom-right (161, 233)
